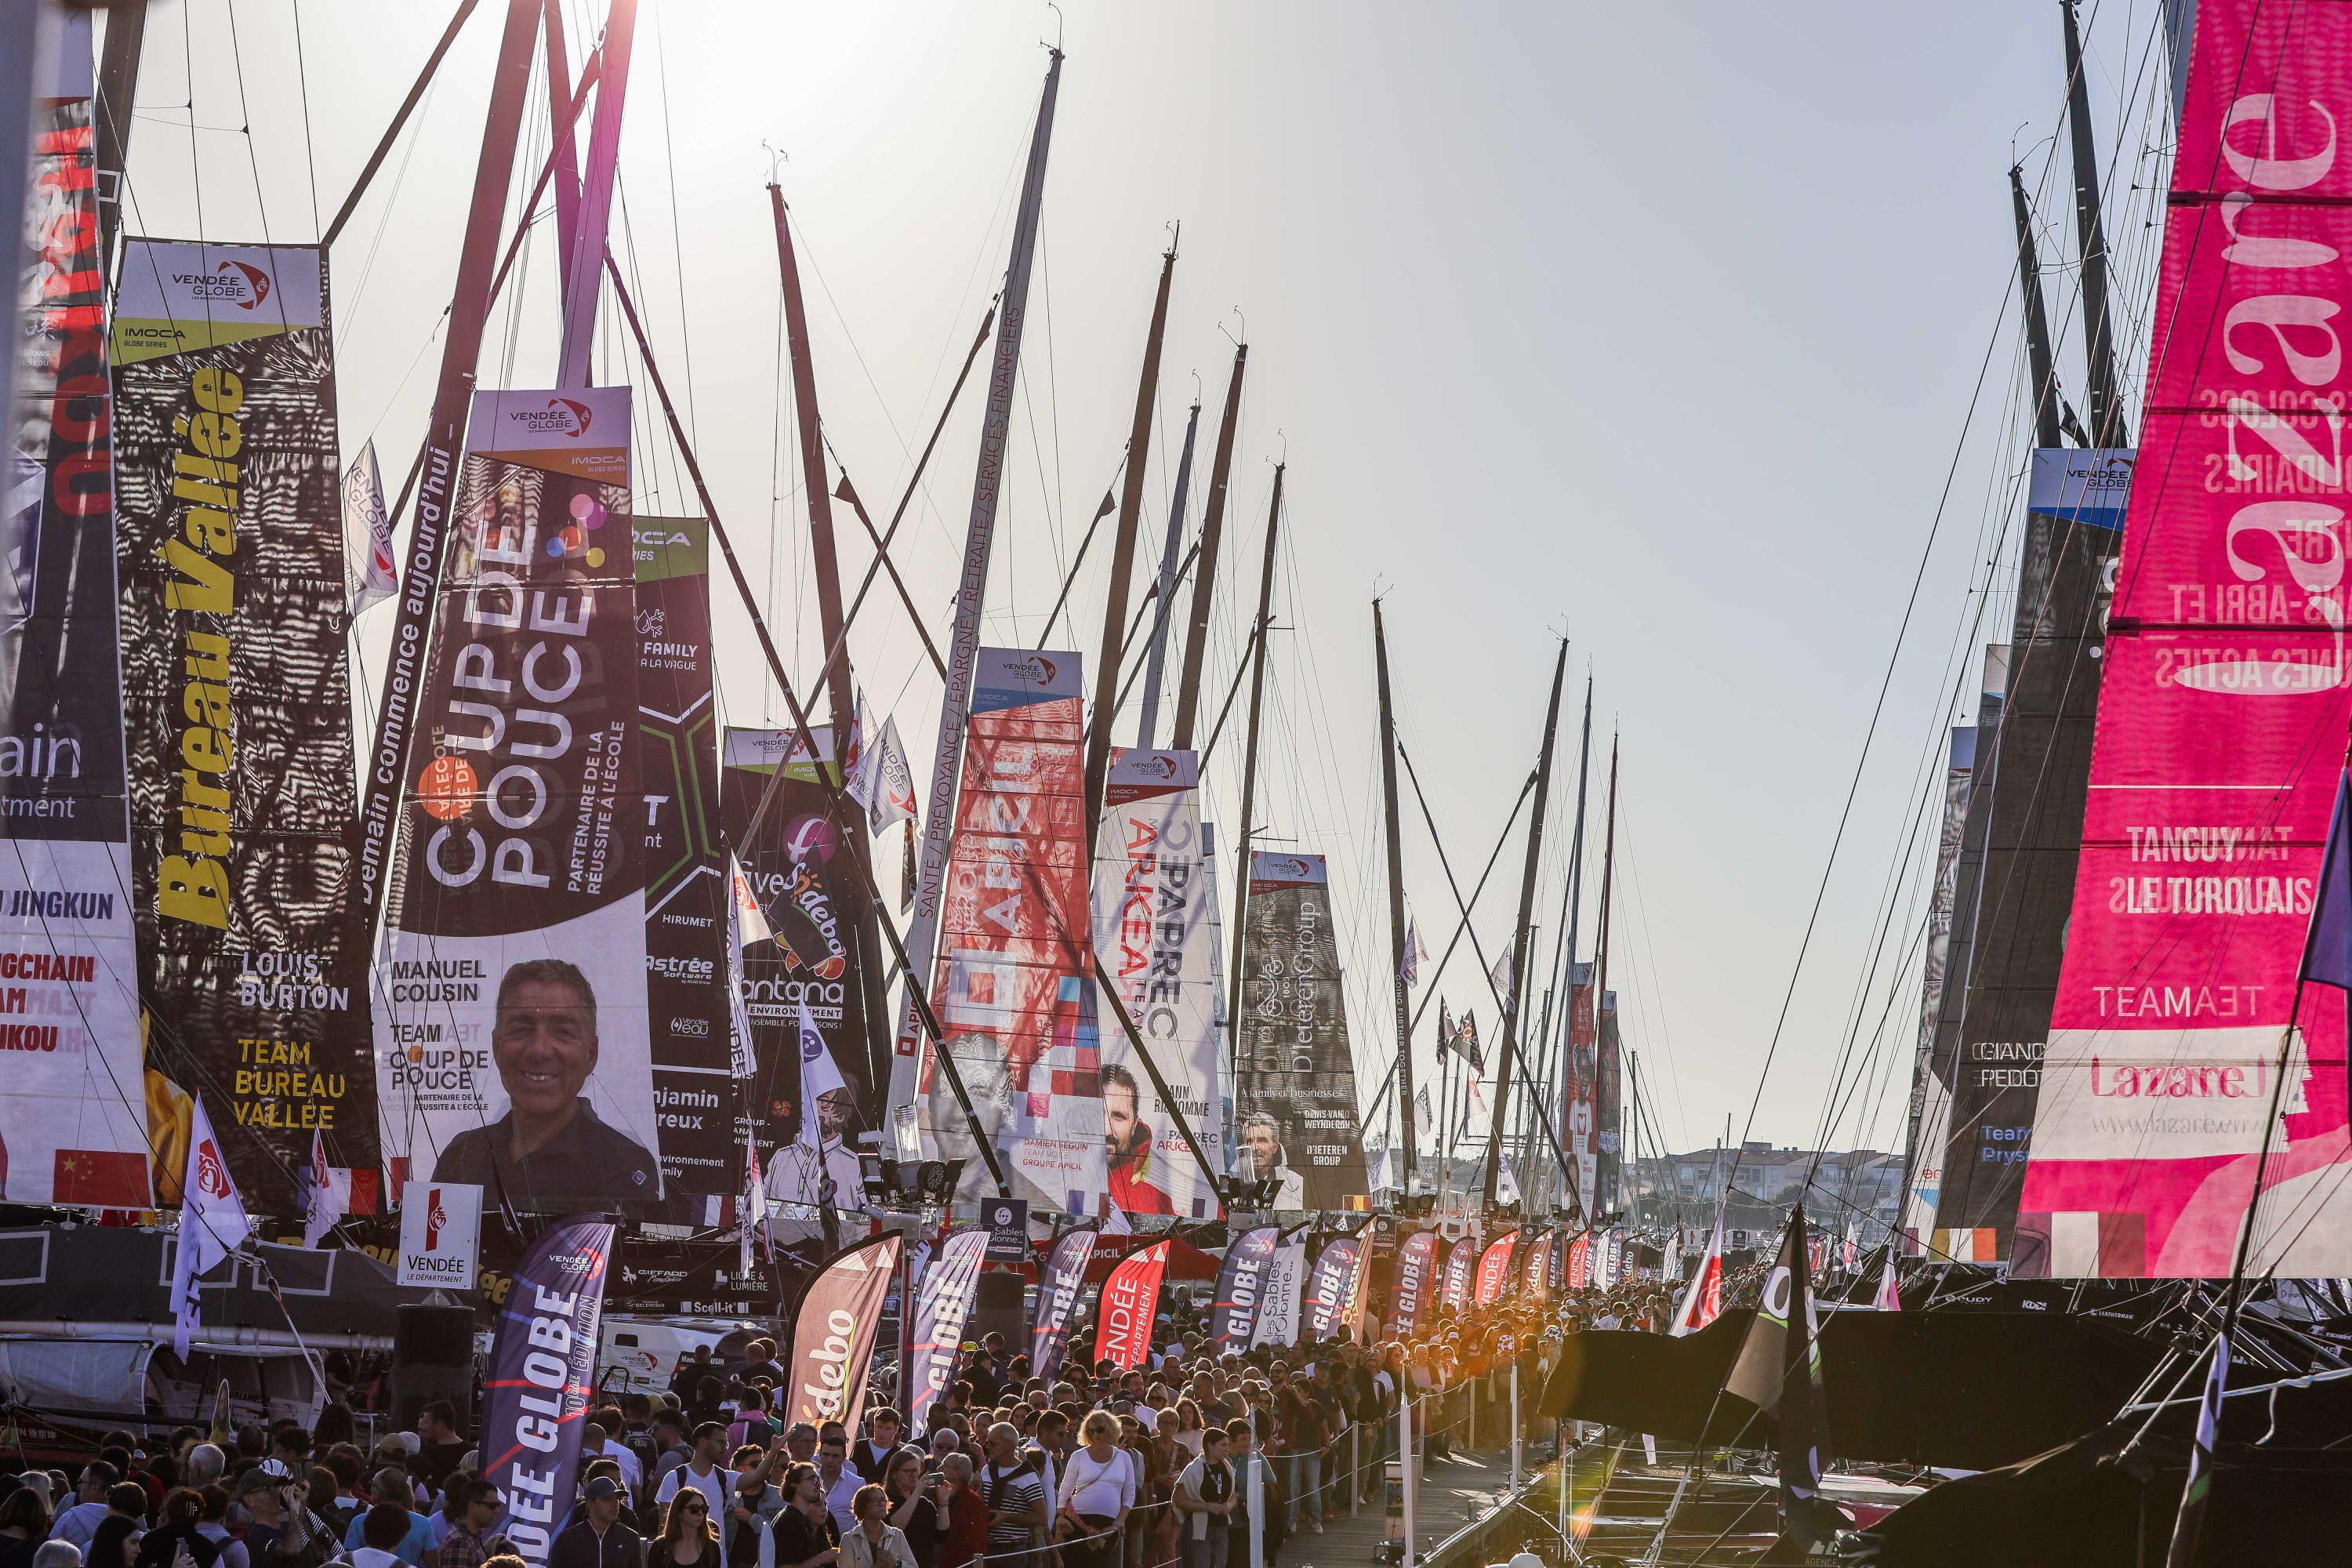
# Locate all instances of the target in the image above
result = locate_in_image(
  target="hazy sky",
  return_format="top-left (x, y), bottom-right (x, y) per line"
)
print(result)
top-left (113, 0), bottom-right (2176, 1167)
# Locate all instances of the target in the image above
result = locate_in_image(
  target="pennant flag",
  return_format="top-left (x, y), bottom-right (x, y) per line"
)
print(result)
top-left (1030, 1226), bottom-right (1098, 1386)
top-left (170, 1099), bottom-right (254, 1358)
top-left (2165, 1332), bottom-right (2227, 1568)
top-left (1096, 1240), bottom-right (1170, 1368)
top-left (1488, 946), bottom-right (1515, 1014)
top-left (1211, 1225), bottom-right (1283, 1350)
top-left (782, 1232), bottom-right (902, 1432)
top-left (1456, 1011), bottom-right (1486, 1073)
top-left (1671, 1217), bottom-right (1724, 1336)
top-left (906, 1229), bottom-right (990, 1435)
top-left (339, 438), bottom-right (397, 616)
top-left (478, 1218), bottom-right (615, 1568)
top-left (1414, 1084), bottom-right (1435, 1137)
top-left (1873, 1250), bottom-right (1900, 1311)
top-left (844, 693), bottom-right (920, 836)
top-left (726, 853), bottom-right (766, 1080)
top-left (302, 1129), bottom-right (349, 1248)
top-left (1726, 1207), bottom-right (1831, 1545)
top-left (1436, 1000), bottom-right (1455, 1058)
top-left (1400, 918), bottom-right (1428, 987)
top-left (1494, 1152), bottom-right (1521, 1207)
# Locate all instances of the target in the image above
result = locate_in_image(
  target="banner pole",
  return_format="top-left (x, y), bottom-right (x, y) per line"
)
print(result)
top-left (1398, 1385), bottom-right (1414, 1568)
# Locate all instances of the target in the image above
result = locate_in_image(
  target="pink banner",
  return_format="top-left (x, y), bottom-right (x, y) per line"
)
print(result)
top-left (1567, 1234), bottom-right (1590, 1290)
top-left (1473, 1230), bottom-right (1518, 1307)
top-left (2017, 0), bottom-right (2352, 1277)
top-left (1095, 1240), bottom-right (1168, 1369)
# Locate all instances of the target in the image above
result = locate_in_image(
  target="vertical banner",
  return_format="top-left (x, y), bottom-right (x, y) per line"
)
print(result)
top-left (1091, 747), bottom-right (1223, 1218)
top-left (782, 1232), bottom-right (901, 1432)
top-left (1389, 1229), bottom-right (1439, 1337)
top-left (1439, 1236), bottom-right (1475, 1311)
top-left (2016, 0), bottom-right (2352, 1278)
top-left (112, 238), bottom-right (375, 1216)
top-left (373, 387), bottom-right (662, 1214)
top-left (635, 518), bottom-right (730, 1200)
top-left (720, 728), bottom-right (871, 1195)
top-left (0, 35), bottom-right (154, 1211)
top-left (1566, 967), bottom-right (1599, 1209)
top-left (1936, 449), bottom-right (2130, 1255)
top-left (905, 1228), bottom-right (989, 1435)
top-left (1209, 1222), bottom-right (1280, 1350)
top-left (1473, 1230), bottom-right (1519, 1307)
top-left (1029, 1225), bottom-right (1098, 1385)
top-left (1095, 1238), bottom-right (1169, 1368)
top-left (1235, 853), bottom-right (1370, 1210)
top-left (397, 1179), bottom-right (482, 1290)
top-left (1520, 1231), bottom-right (1552, 1300)
top-left (1568, 1234), bottom-right (1590, 1290)
top-left (1303, 1235), bottom-right (1363, 1341)
top-left (920, 650), bottom-right (1101, 1212)
top-left (1902, 726), bottom-right (1975, 1251)
top-left (1251, 1230), bottom-right (1307, 1347)
top-left (480, 1217), bottom-right (615, 1568)
top-left (1595, 994), bottom-right (1623, 1212)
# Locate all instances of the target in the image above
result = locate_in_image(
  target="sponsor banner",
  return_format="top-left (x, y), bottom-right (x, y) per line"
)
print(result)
top-left (1210, 1223), bottom-right (1281, 1350)
top-left (721, 727), bottom-right (873, 1208)
top-left (373, 387), bottom-right (662, 1214)
top-left (0, 55), bottom-right (152, 1210)
top-left (1303, 1235), bottom-right (1363, 1341)
top-left (905, 1227), bottom-right (989, 1435)
top-left (1597, 995), bottom-right (1624, 1210)
top-left (1439, 1236), bottom-right (1475, 1311)
top-left (1903, 727), bottom-right (1975, 1251)
top-left (982, 1195), bottom-right (1031, 1262)
top-left (1235, 852), bottom-right (1370, 1210)
top-left (917, 649), bottom-right (1102, 1212)
top-left (637, 520), bottom-right (731, 1200)
top-left (2016, 0), bottom-right (2352, 1278)
top-left (1474, 1229), bottom-right (1519, 1307)
top-left (112, 239), bottom-right (374, 1217)
top-left (1389, 1229), bottom-right (1439, 1337)
top-left (1933, 449), bottom-right (2129, 1253)
top-left (479, 1217), bottom-right (615, 1568)
top-left (1251, 1232), bottom-right (1307, 1348)
top-left (1095, 1238), bottom-right (1169, 1368)
top-left (1092, 747), bottom-right (1223, 1219)
top-left (1566, 968), bottom-right (1599, 1207)
top-left (397, 1180), bottom-right (481, 1289)
top-left (1029, 1225), bottom-right (1098, 1386)
top-left (1568, 1234), bottom-right (1590, 1290)
top-left (1520, 1231), bottom-right (1552, 1300)
top-left (783, 1231), bottom-right (899, 1432)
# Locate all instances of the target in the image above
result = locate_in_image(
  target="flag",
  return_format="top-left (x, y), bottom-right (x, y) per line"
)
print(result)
top-left (1414, 1084), bottom-right (1435, 1137)
top-left (339, 438), bottom-right (397, 616)
top-left (1456, 1011), bottom-right (1486, 1073)
top-left (1400, 918), bottom-right (1427, 987)
top-left (209, 1380), bottom-right (231, 1444)
top-left (169, 1098), bottom-right (254, 1359)
top-left (906, 1229), bottom-right (990, 1434)
top-left (1842, 1220), bottom-right (1859, 1276)
top-left (1210, 1225), bottom-right (1283, 1350)
top-left (741, 1127), bottom-right (771, 1273)
top-left (1494, 1152), bottom-right (1521, 1206)
top-left (1488, 947), bottom-right (1515, 1014)
top-left (782, 1232), bottom-right (902, 1431)
top-left (2165, 1332), bottom-right (2227, 1568)
top-left (1726, 1207), bottom-right (1830, 1544)
top-left (1873, 1250), bottom-right (1900, 1311)
top-left (1662, 1228), bottom-right (1682, 1285)
top-left (1671, 1216), bottom-right (1724, 1336)
top-left (301, 1129), bottom-right (348, 1248)
top-left (481, 1219), bottom-right (615, 1568)
top-left (1369, 1146), bottom-right (1399, 1193)
top-left (1096, 1240), bottom-right (1171, 1368)
top-left (1031, 1226), bottom-right (1099, 1385)
top-left (1103, 1206), bottom-right (1134, 1237)
top-left (844, 693), bottom-right (920, 836)
top-left (1436, 1000), bottom-right (1455, 1057)
top-left (726, 853), bottom-right (767, 1080)
top-left (2300, 768), bottom-right (2352, 1115)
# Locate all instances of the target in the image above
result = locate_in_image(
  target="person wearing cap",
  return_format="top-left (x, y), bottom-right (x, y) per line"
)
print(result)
top-left (547, 1479), bottom-right (641, 1568)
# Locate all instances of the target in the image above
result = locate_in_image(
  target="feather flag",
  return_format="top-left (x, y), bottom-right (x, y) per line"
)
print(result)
top-left (1671, 1216), bottom-right (1725, 1336)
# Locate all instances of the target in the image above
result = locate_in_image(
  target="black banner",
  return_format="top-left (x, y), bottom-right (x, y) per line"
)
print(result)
top-left (111, 240), bottom-right (372, 1216)
top-left (1234, 852), bottom-right (1369, 1210)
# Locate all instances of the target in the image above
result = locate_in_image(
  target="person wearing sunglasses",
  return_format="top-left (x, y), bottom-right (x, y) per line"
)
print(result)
top-left (650, 1492), bottom-right (717, 1568)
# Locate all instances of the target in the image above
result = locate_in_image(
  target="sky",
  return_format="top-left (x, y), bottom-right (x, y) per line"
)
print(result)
top-left (110, 0), bottom-right (2181, 1171)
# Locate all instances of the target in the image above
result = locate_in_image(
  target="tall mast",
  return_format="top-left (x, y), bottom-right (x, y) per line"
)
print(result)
top-left (92, 0), bottom-right (146, 271)
top-left (2060, 0), bottom-right (2127, 446)
top-left (352, 0), bottom-right (546, 931)
top-left (1544, 675), bottom-right (1595, 1210)
top-left (553, 0), bottom-right (634, 386)
top-left (1374, 600), bottom-right (1417, 1186)
top-left (1084, 238), bottom-right (1178, 840)
top-left (541, 0), bottom-right (584, 301)
top-left (770, 187), bottom-right (858, 732)
top-left (1171, 341), bottom-right (1247, 749)
top-left (1134, 394), bottom-right (1203, 746)
top-left (1483, 641), bottom-right (1568, 1206)
top-left (2009, 165), bottom-right (2064, 451)
top-left (1223, 464), bottom-right (1285, 1056)
top-left (888, 49), bottom-right (1065, 1112)
top-left (1593, 735), bottom-right (1620, 1212)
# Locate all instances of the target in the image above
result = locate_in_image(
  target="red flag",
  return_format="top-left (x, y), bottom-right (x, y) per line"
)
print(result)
top-left (53, 1149), bottom-right (149, 1208)
top-left (1671, 1218), bottom-right (1726, 1337)
top-left (1094, 1240), bottom-right (1170, 1369)
top-left (1473, 1230), bottom-right (1519, 1307)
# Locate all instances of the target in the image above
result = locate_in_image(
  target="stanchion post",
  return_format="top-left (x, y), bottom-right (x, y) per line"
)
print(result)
top-left (1467, 1374), bottom-right (1476, 1450)
top-left (1247, 1401), bottom-right (1264, 1568)
top-left (1399, 1385), bottom-right (1416, 1568)
top-left (1350, 1422), bottom-right (1360, 1516)
top-left (1510, 1363), bottom-right (1521, 1491)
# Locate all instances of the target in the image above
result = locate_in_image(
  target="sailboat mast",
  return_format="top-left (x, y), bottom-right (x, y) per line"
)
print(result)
top-left (1545, 676), bottom-right (1595, 1209)
top-left (2009, 165), bottom-right (2064, 451)
top-left (888, 49), bottom-right (1066, 1112)
top-left (770, 186), bottom-right (860, 731)
top-left (1483, 641), bottom-right (1568, 1205)
top-left (351, 0), bottom-right (545, 931)
top-left (1171, 342), bottom-right (1247, 749)
top-left (2060, 0), bottom-right (2127, 445)
top-left (1134, 395), bottom-right (1203, 746)
top-left (92, 0), bottom-right (146, 270)
top-left (1085, 238), bottom-right (1178, 839)
top-left (553, 0), bottom-right (634, 387)
top-left (1223, 463), bottom-right (1285, 1061)
top-left (1374, 599), bottom-right (1417, 1186)
top-left (541, 0), bottom-right (585, 301)
top-left (1594, 735), bottom-right (1620, 1212)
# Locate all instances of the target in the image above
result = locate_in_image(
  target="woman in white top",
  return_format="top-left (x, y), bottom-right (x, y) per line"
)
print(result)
top-left (835, 1486), bottom-right (915, 1568)
top-left (1054, 1413), bottom-right (1136, 1568)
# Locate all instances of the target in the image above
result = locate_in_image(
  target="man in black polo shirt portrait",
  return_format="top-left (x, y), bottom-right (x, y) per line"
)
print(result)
top-left (430, 958), bottom-right (659, 1210)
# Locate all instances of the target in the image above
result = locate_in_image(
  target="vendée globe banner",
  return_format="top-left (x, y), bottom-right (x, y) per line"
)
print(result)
top-left (905, 1227), bottom-right (989, 1436)
top-left (1210, 1223), bottom-right (1280, 1349)
top-left (1030, 1225), bottom-right (1097, 1385)
top-left (2017, 0), bottom-right (2352, 1278)
top-left (479, 1217), bottom-right (614, 1568)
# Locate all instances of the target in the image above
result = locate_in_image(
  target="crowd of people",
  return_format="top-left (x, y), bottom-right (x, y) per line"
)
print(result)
top-left (0, 1277), bottom-right (1697, 1568)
